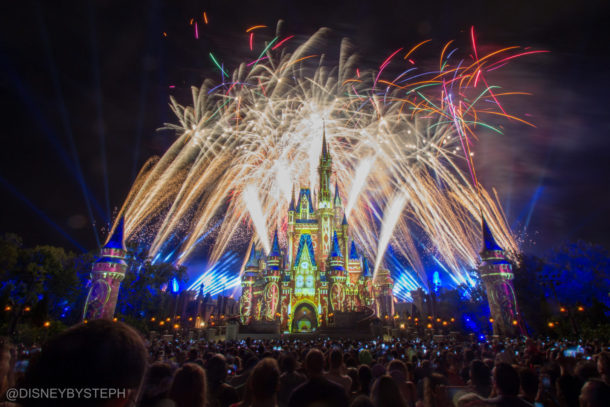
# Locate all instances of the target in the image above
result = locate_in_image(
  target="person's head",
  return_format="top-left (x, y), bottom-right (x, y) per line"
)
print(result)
top-left (169, 363), bottom-right (206, 407)
top-left (469, 359), bottom-right (491, 388)
top-left (576, 361), bottom-right (600, 383)
top-left (579, 379), bottom-right (610, 407)
top-left (279, 353), bottom-right (296, 373)
top-left (347, 367), bottom-right (360, 392)
top-left (206, 353), bottom-right (228, 387)
top-left (388, 360), bottom-right (407, 377)
top-left (23, 320), bottom-right (147, 407)
top-left (350, 394), bottom-right (375, 407)
top-left (248, 358), bottom-right (280, 403)
top-left (492, 362), bottom-right (520, 396)
top-left (329, 349), bottom-right (344, 370)
top-left (188, 348), bottom-right (199, 361)
top-left (139, 362), bottom-right (173, 404)
top-left (597, 352), bottom-right (610, 377)
top-left (305, 349), bottom-right (324, 377)
top-left (371, 375), bottom-right (406, 407)
top-left (518, 368), bottom-right (538, 399)
top-left (358, 364), bottom-right (373, 395)
top-left (359, 349), bottom-right (373, 366)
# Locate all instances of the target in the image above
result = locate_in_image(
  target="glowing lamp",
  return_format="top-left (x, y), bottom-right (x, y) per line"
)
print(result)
top-left (4, 306), bottom-right (11, 311)
top-left (400, 323), bottom-right (405, 329)
top-left (151, 317), bottom-right (156, 322)
top-left (113, 317), bottom-right (118, 322)
top-left (173, 324), bottom-right (180, 329)
top-left (489, 318), bottom-right (494, 323)
top-left (442, 321), bottom-right (448, 326)
top-left (512, 320), bottom-right (518, 326)
top-left (24, 306), bottom-right (31, 312)
top-left (548, 322), bottom-right (555, 328)
top-left (426, 323), bottom-right (433, 329)
top-left (188, 317), bottom-right (193, 321)
top-left (43, 321), bottom-right (50, 328)
top-left (159, 321), bottom-right (165, 326)
top-left (577, 306), bottom-right (584, 312)
top-left (436, 318), bottom-right (441, 322)
top-left (166, 317), bottom-right (171, 322)
top-left (560, 307), bottom-right (566, 313)
top-left (450, 317), bottom-right (455, 322)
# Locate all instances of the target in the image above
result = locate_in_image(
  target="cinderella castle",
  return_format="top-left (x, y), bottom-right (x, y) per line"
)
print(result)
top-left (239, 132), bottom-right (394, 333)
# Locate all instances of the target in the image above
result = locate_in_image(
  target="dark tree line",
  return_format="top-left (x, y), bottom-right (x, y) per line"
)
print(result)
top-left (0, 233), bottom-right (186, 340)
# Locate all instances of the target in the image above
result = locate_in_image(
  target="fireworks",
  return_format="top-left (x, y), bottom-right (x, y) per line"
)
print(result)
top-left (115, 23), bottom-right (544, 292)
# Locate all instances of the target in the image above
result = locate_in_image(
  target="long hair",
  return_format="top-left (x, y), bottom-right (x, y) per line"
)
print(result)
top-left (371, 375), bottom-right (406, 407)
top-left (170, 363), bottom-right (207, 407)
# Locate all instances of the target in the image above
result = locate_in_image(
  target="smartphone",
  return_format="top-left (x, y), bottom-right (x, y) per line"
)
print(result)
top-left (227, 369), bottom-right (232, 375)
top-left (542, 375), bottom-right (551, 388)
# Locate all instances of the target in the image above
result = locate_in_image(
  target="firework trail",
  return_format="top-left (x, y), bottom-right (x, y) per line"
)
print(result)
top-left (115, 22), bottom-right (544, 290)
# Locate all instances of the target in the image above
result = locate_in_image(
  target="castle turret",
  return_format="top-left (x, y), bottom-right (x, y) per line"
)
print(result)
top-left (373, 268), bottom-right (395, 319)
top-left (318, 127), bottom-right (334, 263)
top-left (478, 216), bottom-right (523, 336)
top-left (83, 217), bottom-right (127, 320)
top-left (288, 187), bottom-right (296, 265)
top-left (240, 243), bottom-right (261, 323)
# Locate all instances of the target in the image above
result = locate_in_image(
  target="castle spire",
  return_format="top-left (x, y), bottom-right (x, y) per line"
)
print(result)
top-left (270, 229), bottom-right (281, 257)
top-left (105, 216), bottom-right (126, 250)
top-left (481, 215), bottom-right (502, 252)
top-left (289, 184), bottom-right (296, 211)
top-left (342, 213), bottom-right (348, 226)
top-left (322, 121), bottom-right (329, 159)
top-left (333, 182), bottom-right (342, 207)
top-left (331, 231), bottom-right (343, 258)
top-left (349, 240), bottom-right (359, 260)
top-left (246, 242), bottom-right (259, 267)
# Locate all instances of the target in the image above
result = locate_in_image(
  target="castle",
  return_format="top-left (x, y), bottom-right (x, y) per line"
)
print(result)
top-left (239, 131), bottom-right (394, 333)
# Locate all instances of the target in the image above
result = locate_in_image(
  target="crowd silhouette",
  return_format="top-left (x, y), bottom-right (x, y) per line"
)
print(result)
top-left (1, 320), bottom-right (609, 407)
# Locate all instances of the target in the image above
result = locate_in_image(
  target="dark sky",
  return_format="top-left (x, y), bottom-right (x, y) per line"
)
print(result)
top-left (1, 0), bottom-right (609, 256)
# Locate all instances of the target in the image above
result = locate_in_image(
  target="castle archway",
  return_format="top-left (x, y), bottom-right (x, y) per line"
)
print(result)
top-left (291, 302), bottom-right (317, 332)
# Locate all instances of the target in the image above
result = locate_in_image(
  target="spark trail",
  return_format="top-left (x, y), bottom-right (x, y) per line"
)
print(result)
top-left (114, 24), bottom-right (543, 290)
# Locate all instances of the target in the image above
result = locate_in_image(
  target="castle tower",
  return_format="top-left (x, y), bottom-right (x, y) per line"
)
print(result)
top-left (288, 186), bottom-right (296, 265)
top-left (333, 183), bottom-right (343, 226)
top-left (328, 231), bottom-right (346, 312)
top-left (373, 268), bottom-right (395, 319)
top-left (83, 217), bottom-right (127, 320)
top-left (478, 216), bottom-right (523, 336)
top-left (318, 127), bottom-right (334, 263)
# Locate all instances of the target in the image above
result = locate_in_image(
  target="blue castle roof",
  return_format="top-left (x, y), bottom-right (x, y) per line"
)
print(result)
top-left (246, 242), bottom-right (259, 268)
top-left (295, 234), bottom-right (316, 267)
top-left (298, 188), bottom-right (314, 214)
top-left (349, 240), bottom-right (359, 260)
top-left (331, 231), bottom-right (343, 258)
top-left (104, 216), bottom-right (126, 250)
top-left (482, 215), bottom-right (503, 252)
top-left (270, 230), bottom-right (281, 257)
top-left (362, 257), bottom-right (372, 277)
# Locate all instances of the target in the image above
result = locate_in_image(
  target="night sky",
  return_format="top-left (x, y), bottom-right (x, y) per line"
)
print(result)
top-left (1, 0), bottom-right (609, 257)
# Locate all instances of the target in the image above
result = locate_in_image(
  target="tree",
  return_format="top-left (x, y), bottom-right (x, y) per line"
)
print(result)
top-left (114, 243), bottom-right (187, 330)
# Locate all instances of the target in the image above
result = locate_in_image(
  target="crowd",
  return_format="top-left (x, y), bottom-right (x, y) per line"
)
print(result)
top-left (1, 320), bottom-right (609, 407)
